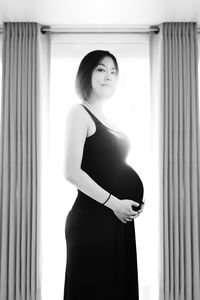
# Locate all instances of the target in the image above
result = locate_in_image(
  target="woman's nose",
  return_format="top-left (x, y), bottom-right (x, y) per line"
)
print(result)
top-left (104, 72), bottom-right (112, 80)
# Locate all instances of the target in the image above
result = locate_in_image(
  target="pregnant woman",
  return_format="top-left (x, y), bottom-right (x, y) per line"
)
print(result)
top-left (63, 50), bottom-right (145, 300)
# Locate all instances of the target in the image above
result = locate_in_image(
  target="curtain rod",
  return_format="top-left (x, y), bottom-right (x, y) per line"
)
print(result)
top-left (0, 24), bottom-right (160, 34)
top-left (0, 24), bottom-right (200, 35)
top-left (39, 24), bottom-right (200, 34)
top-left (39, 25), bottom-right (161, 34)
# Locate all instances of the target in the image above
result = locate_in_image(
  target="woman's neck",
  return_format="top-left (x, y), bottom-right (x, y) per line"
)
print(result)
top-left (82, 100), bottom-right (104, 115)
top-left (82, 99), bottom-right (122, 133)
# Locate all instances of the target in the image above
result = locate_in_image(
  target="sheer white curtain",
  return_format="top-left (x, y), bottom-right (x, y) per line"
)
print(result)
top-left (42, 32), bottom-right (158, 300)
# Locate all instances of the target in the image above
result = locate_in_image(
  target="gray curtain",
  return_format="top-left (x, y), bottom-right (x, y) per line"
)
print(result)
top-left (150, 22), bottom-right (200, 300)
top-left (0, 22), bottom-right (51, 300)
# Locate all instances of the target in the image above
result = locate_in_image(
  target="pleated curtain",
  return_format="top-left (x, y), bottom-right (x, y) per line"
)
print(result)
top-left (0, 22), bottom-right (51, 300)
top-left (150, 22), bottom-right (200, 300)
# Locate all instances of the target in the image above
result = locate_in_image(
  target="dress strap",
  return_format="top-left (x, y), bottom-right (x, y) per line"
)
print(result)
top-left (80, 104), bottom-right (102, 127)
top-left (80, 104), bottom-right (121, 133)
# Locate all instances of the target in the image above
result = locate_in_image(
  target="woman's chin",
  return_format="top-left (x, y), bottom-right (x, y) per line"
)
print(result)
top-left (99, 91), bottom-right (114, 99)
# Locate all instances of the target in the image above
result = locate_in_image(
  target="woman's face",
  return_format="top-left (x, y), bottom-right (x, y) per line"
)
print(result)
top-left (90, 56), bottom-right (118, 100)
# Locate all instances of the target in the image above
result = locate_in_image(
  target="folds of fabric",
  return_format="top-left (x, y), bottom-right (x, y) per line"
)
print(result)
top-left (150, 22), bottom-right (200, 300)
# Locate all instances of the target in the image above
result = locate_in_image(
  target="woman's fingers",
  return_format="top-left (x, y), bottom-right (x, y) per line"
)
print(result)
top-left (121, 219), bottom-right (127, 223)
top-left (121, 213), bottom-right (141, 223)
top-left (131, 200), bottom-right (140, 207)
top-left (138, 203), bottom-right (145, 213)
top-left (126, 212), bottom-right (141, 221)
top-left (133, 213), bottom-right (141, 219)
top-left (130, 212), bottom-right (140, 219)
top-left (142, 197), bottom-right (145, 205)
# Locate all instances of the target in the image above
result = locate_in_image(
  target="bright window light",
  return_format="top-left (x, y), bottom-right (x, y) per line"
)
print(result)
top-left (41, 33), bottom-right (158, 300)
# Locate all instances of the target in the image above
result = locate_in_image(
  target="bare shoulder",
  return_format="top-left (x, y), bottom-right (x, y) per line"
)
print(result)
top-left (67, 103), bottom-right (85, 116)
top-left (66, 104), bottom-right (90, 125)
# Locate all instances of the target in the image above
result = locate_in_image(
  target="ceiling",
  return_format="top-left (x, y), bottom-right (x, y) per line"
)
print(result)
top-left (0, 0), bottom-right (200, 28)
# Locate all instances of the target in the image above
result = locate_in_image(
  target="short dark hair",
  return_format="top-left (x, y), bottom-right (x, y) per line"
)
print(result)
top-left (75, 50), bottom-right (119, 101)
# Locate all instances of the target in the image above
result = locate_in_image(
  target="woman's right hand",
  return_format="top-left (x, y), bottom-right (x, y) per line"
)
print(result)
top-left (112, 199), bottom-right (140, 224)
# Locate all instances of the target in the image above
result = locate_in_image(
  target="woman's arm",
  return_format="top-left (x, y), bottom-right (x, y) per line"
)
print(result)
top-left (63, 104), bottom-right (121, 211)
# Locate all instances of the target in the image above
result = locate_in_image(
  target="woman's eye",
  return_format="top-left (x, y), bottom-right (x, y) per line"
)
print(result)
top-left (97, 68), bottom-right (105, 72)
top-left (96, 68), bottom-right (117, 76)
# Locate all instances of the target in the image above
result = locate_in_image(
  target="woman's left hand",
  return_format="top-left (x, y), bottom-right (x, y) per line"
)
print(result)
top-left (138, 197), bottom-right (145, 214)
top-left (126, 198), bottom-right (145, 221)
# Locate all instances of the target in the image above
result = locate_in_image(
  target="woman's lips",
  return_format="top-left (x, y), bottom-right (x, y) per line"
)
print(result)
top-left (101, 84), bottom-right (111, 87)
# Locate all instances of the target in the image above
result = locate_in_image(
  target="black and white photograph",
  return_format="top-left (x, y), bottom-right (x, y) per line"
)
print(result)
top-left (0, 1), bottom-right (200, 300)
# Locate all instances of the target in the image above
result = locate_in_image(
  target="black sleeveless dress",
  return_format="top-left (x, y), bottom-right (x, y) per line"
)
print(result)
top-left (63, 104), bottom-right (144, 300)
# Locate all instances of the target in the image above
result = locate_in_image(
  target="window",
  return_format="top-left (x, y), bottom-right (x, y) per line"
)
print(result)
top-left (41, 32), bottom-right (160, 300)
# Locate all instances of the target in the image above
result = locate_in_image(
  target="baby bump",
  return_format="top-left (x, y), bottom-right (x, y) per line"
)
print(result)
top-left (110, 164), bottom-right (144, 211)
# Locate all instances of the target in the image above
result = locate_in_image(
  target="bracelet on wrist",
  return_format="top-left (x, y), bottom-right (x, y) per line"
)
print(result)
top-left (102, 193), bottom-right (111, 205)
